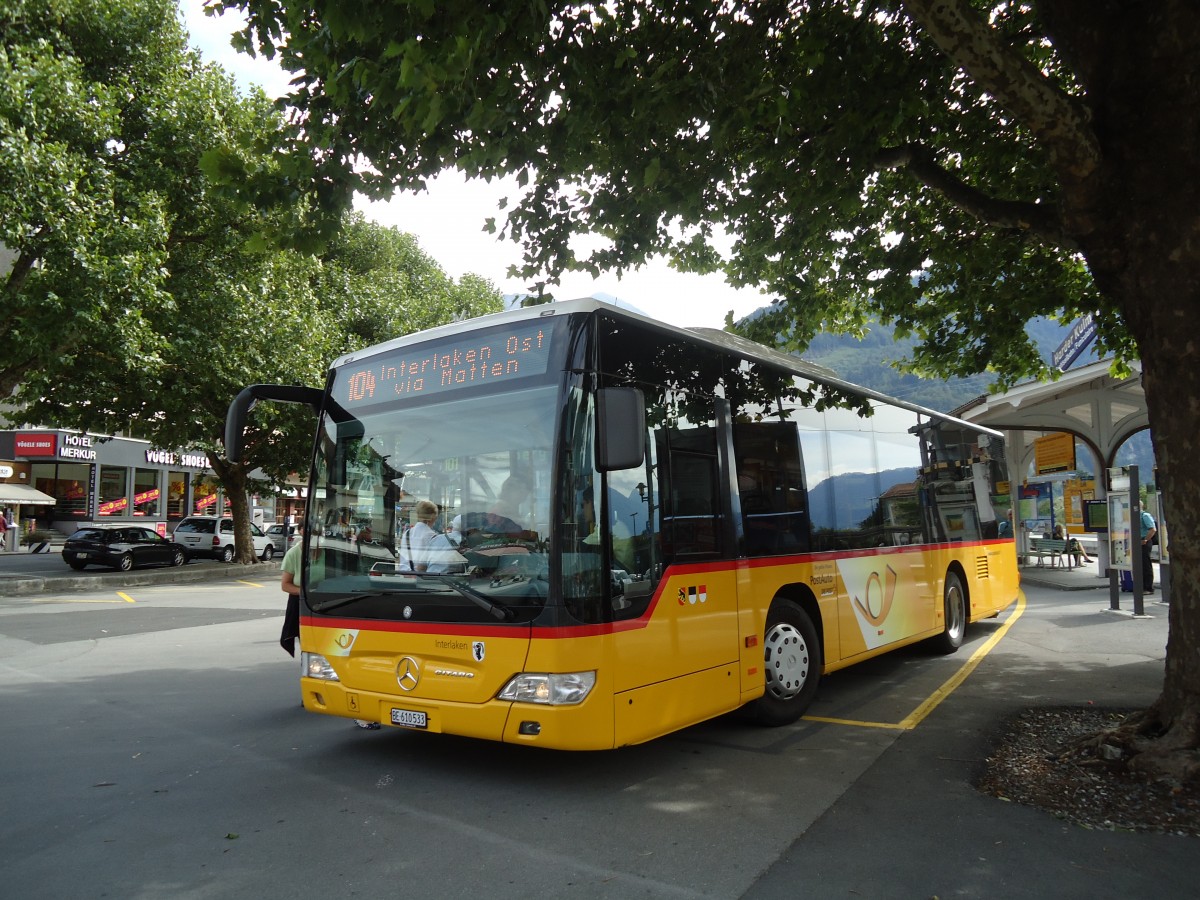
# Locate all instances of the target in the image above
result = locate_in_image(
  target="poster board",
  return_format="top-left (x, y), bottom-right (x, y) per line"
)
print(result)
top-left (1107, 492), bottom-right (1133, 571)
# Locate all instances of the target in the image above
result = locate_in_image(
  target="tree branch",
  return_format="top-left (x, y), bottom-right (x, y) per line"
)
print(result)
top-left (875, 142), bottom-right (1075, 248)
top-left (902, 0), bottom-right (1101, 181)
top-left (3, 235), bottom-right (45, 297)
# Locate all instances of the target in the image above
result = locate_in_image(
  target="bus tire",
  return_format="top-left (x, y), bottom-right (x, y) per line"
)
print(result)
top-left (749, 601), bottom-right (821, 726)
top-left (932, 571), bottom-right (966, 654)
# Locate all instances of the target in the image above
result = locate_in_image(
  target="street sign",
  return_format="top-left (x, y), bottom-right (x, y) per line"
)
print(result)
top-left (1052, 314), bottom-right (1097, 370)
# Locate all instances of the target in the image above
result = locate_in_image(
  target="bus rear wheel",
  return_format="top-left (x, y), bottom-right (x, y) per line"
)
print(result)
top-left (931, 571), bottom-right (966, 654)
top-left (749, 601), bottom-right (821, 726)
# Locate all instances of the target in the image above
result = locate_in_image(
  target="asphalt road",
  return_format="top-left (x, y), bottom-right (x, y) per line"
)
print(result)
top-left (0, 574), bottom-right (1193, 898)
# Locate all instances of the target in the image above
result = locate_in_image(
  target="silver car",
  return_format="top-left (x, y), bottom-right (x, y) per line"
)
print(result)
top-left (172, 516), bottom-right (275, 562)
top-left (265, 523), bottom-right (300, 554)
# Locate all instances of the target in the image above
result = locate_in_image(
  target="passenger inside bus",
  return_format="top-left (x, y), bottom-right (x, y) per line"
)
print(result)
top-left (400, 500), bottom-right (439, 572)
top-left (486, 472), bottom-right (531, 533)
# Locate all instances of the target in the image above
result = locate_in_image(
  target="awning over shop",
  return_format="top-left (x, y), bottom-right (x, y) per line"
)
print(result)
top-left (0, 484), bottom-right (58, 505)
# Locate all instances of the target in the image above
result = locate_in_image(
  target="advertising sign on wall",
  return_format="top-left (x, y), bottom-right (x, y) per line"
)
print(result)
top-left (1063, 478), bottom-right (1094, 526)
top-left (1018, 482), bottom-right (1051, 527)
top-left (15, 433), bottom-right (57, 456)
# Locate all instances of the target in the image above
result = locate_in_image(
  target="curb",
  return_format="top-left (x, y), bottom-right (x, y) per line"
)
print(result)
top-left (0, 560), bottom-right (280, 596)
top-left (1018, 573), bottom-right (1108, 591)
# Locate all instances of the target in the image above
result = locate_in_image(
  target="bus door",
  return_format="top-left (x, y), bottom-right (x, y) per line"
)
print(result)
top-left (610, 388), bottom-right (741, 741)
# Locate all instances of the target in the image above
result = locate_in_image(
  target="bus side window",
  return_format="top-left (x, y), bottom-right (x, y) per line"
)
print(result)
top-left (733, 421), bottom-right (810, 556)
top-left (658, 396), bottom-right (724, 562)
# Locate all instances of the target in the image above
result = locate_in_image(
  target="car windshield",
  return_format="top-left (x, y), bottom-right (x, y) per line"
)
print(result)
top-left (304, 384), bottom-right (557, 624)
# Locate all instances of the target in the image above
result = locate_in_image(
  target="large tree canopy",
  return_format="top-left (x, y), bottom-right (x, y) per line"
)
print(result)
top-left (18, 201), bottom-right (502, 561)
top-left (5, 0), bottom-right (503, 561)
top-left (222, 0), bottom-right (1200, 778)
top-left (1, 0), bottom-right (186, 396)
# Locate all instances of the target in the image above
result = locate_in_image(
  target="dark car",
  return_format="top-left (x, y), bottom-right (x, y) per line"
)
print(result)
top-left (62, 525), bottom-right (188, 572)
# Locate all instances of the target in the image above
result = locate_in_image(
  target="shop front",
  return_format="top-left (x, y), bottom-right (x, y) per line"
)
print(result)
top-left (0, 467), bottom-right (58, 551)
top-left (1, 430), bottom-right (215, 536)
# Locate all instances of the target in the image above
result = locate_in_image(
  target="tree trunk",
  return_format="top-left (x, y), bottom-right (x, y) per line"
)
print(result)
top-left (210, 455), bottom-right (258, 565)
top-left (1051, 1), bottom-right (1200, 781)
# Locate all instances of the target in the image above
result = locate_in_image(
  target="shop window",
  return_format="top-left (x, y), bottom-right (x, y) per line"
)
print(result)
top-left (133, 468), bottom-right (161, 517)
top-left (167, 472), bottom-right (188, 520)
top-left (99, 465), bottom-right (130, 516)
top-left (192, 475), bottom-right (220, 514)
top-left (32, 462), bottom-right (91, 518)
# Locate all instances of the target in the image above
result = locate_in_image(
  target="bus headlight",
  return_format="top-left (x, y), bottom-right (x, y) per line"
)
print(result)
top-left (498, 671), bottom-right (596, 705)
top-left (302, 652), bottom-right (340, 681)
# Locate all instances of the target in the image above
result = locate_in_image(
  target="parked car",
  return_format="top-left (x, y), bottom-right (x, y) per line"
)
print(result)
top-left (172, 516), bottom-right (275, 562)
top-left (62, 525), bottom-right (188, 572)
top-left (265, 523), bottom-right (300, 555)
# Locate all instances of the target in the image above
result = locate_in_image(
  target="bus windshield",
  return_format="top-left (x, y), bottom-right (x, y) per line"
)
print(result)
top-left (304, 383), bottom-right (556, 624)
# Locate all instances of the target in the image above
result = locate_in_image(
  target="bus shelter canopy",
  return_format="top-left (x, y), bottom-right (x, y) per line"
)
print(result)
top-left (957, 358), bottom-right (1146, 472)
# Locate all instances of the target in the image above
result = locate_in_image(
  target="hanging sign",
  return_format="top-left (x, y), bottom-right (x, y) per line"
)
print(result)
top-left (1034, 432), bottom-right (1076, 475)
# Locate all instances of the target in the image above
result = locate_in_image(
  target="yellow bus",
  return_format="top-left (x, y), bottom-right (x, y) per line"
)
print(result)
top-left (227, 299), bottom-right (1019, 749)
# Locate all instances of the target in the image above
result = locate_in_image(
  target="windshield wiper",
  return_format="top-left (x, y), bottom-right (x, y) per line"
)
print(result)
top-left (422, 575), bottom-right (513, 622)
top-left (310, 591), bottom-right (394, 613)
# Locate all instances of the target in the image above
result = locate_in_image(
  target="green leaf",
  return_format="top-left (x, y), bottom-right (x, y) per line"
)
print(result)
top-left (643, 157), bottom-right (661, 188)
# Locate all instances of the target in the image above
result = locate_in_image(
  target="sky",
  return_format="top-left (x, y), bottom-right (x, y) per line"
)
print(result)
top-left (179, 2), bottom-right (768, 329)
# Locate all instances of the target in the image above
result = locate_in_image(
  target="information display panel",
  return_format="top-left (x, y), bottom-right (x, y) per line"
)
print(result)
top-left (332, 321), bottom-right (555, 411)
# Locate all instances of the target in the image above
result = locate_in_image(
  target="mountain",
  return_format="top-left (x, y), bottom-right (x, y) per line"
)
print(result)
top-left (778, 315), bottom-right (1156, 482)
top-left (753, 315), bottom-right (1100, 413)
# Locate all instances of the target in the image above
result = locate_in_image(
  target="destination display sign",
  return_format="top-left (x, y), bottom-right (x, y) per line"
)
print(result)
top-left (334, 321), bottom-right (555, 409)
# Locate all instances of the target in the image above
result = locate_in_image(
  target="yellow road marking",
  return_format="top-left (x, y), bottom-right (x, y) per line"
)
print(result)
top-left (802, 592), bottom-right (1027, 732)
top-left (802, 715), bottom-right (907, 731)
top-left (117, 591), bottom-right (136, 603)
top-left (236, 580), bottom-right (265, 588)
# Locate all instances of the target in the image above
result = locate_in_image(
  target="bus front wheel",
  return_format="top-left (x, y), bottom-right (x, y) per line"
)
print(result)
top-left (932, 571), bottom-right (966, 654)
top-left (749, 601), bottom-right (821, 726)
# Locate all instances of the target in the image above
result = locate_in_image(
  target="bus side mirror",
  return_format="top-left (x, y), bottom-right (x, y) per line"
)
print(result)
top-left (597, 387), bottom-right (645, 471)
top-left (224, 384), bottom-right (323, 463)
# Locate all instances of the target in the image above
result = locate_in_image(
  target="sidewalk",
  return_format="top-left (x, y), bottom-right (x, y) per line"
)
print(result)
top-left (1019, 557), bottom-right (1112, 590)
top-left (749, 581), bottom-right (1192, 899)
top-left (1019, 555), bottom-right (1168, 605)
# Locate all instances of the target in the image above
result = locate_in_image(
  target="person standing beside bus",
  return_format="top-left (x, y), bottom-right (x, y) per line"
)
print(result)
top-left (279, 524), bottom-right (325, 655)
top-left (1140, 508), bottom-right (1157, 593)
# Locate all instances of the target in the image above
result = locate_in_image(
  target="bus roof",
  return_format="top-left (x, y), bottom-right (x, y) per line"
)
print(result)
top-left (331, 297), bottom-right (1002, 438)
